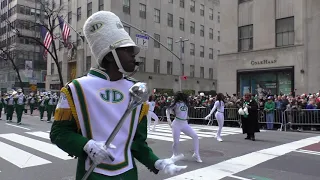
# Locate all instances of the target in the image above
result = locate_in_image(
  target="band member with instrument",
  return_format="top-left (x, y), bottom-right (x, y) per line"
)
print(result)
top-left (28, 92), bottom-right (37, 115)
top-left (5, 90), bottom-right (15, 122)
top-left (50, 11), bottom-right (187, 180)
top-left (45, 92), bottom-right (55, 123)
top-left (14, 89), bottom-right (26, 125)
top-left (38, 93), bottom-right (46, 121)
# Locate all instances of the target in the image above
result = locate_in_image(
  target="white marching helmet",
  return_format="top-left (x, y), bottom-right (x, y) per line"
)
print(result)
top-left (83, 11), bottom-right (140, 74)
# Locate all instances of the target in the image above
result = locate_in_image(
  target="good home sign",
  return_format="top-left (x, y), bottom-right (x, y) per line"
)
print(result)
top-left (251, 59), bottom-right (277, 65)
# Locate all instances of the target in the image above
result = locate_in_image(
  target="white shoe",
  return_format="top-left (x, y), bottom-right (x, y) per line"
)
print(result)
top-left (171, 153), bottom-right (184, 160)
top-left (192, 153), bottom-right (202, 163)
top-left (217, 137), bottom-right (223, 142)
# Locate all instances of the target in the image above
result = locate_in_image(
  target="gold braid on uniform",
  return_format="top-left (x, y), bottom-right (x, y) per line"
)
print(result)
top-left (60, 87), bottom-right (81, 131)
top-left (139, 102), bottom-right (149, 122)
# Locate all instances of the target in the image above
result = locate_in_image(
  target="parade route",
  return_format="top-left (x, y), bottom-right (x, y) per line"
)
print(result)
top-left (0, 114), bottom-right (319, 180)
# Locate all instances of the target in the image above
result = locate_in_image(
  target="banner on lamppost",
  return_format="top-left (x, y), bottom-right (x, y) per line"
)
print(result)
top-left (24, 60), bottom-right (33, 78)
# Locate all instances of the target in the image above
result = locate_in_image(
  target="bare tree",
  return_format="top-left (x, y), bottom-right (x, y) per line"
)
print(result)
top-left (0, 48), bottom-right (24, 93)
top-left (7, 0), bottom-right (68, 88)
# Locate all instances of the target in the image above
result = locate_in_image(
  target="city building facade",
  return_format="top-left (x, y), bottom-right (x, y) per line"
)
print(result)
top-left (0, 0), bottom-right (47, 93)
top-left (47, 0), bottom-right (220, 94)
top-left (218, 0), bottom-right (320, 97)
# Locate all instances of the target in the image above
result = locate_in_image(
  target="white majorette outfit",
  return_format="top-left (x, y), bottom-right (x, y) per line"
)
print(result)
top-left (166, 101), bottom-right (202, 163)
top-left (205, 100), bottom-right (225, 142)
top-left (147, 100), bottom-right (159, 131)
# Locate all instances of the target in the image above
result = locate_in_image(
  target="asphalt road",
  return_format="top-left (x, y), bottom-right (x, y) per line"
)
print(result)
top-left (0, 111), bottom-right (320, 180)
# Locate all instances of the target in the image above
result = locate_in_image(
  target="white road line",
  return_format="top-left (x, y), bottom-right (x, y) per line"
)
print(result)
top-left (165, 136), bottom-right (320, 180)
top-left (295, 149), bottom-right (320, 156)
top-left (0, 141), bottom-right (51, 168)
top-left (5, 123), bottom-right (31, 130)
top-left (147, 134), bottom-right (182, 142)
top-left (46, 131), bottom-right (50, 133)
top-left (26, 131), bottom-right (50, 140)
top-left (229, 175), bottom-right (252, 180)
top-left (0, 133), bottom-right (73, 160)
top-left (155, 127), bottom-right (215, 138)
top-left (148, 131), bottom-right (191, 140)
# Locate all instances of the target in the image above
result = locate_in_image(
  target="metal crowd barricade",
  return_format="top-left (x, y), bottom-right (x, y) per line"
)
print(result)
top-left (283, 109), bottom-right (320, 130)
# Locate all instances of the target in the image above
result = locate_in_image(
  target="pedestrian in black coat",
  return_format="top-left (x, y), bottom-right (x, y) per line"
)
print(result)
top-left (240, 93), bottom-right (260, 141)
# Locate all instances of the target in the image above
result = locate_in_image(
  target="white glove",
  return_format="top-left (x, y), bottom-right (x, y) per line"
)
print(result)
top-left (83, 140), bottom-right (116, 165)
top-left (204, 115), bottom-right (211, 120)
top-left (154, 154), bottom-right (187, 175)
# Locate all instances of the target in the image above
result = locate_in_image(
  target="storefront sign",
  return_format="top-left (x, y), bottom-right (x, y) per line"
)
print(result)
top-left (251, 59), bottom-right (277, 65)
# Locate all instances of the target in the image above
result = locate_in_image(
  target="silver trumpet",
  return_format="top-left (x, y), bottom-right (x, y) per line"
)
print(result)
top-left (81, 82), bottom-right (149, 180)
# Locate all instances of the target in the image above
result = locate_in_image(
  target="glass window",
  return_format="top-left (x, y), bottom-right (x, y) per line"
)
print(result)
top-left (238, 25), bottom-right (253, 51)
top-left (276, 17), bottom-right (294, 47)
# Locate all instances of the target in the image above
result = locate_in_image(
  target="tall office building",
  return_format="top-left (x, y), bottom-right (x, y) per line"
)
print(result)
top-left (218, 0), bottom-right (320, 96)
top-left (0, 0), bottom-right (46, 93)
top-left (47, 0), bottom-right (220, 94)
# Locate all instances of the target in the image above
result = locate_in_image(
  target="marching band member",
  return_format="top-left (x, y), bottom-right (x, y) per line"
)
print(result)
top-left (14, 89), bottom-right (26, 125)
top-left (5, 91), bottom-right (14, 122)
top-left (28, 92), bottom-right (37, 115)
top-left (45, 92), bottom-right (55, 123)
top-left (50, 11), bottom-right (186, 180)
top-left (52, 92), bottom-right (59, 116)
top-left (166, 92), bottom-right (202, 163)
top-left (0, 94), bottom-right (4, 120)
top-left (204, 93), bottom-right (225, 142)
top-left (38, 93), bottom-right (46, 121)
top-left (147, 95), bottom-right (159, 131)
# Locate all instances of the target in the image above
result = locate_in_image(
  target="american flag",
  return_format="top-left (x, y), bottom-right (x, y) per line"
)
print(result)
top-left (40, 26), bottom-right (52, 59)
top-left (58, 16), bottom-right (70, 45)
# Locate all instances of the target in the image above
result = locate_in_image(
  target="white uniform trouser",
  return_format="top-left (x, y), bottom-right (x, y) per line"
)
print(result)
top-left (172, 119), bottom-right (199, 156)
top-left (215, 111), bottom-right (224, 138)
top-left (147, 111), bottom-right (159, 130)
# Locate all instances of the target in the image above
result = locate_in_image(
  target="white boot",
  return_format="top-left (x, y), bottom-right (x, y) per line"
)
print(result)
top-left (192, 153), bottom-right (202, 163)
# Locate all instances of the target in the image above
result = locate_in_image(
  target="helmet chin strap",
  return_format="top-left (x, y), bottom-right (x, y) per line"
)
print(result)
top-left (111, 49), bottom-right (138, 77)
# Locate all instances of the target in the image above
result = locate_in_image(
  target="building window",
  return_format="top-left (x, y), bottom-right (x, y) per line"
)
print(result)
top-left (239, 0), bottom-right (252, 4)
top-left (139, 57), bottom-right (145, 72)
top-left (99, 0), bottom-right (104, 11)
top-left (218, 31), bottom-right (220, 42)
top-left (179, 18), bottom-right (184, 31)
top-left (180, 0), bottom-right (184, 8)
top-left (190, 43), bottom-right (195, 55)
top-left (86, 56), bottom-right (91, 71)
top-left (154, 33), bottom-right (160, 48)
top-left (190, 21), bottom-right (195, 34)
top-left (209, 48), bottom-right (213, 59)
top-left (209, 28), bottom-right (213, 39)
top-left (167, 61), bottom-right (172, 75)
top-left (87, 2), bottom-right (92, 17)
top-left (200, 4), bottom-right (204, 16)
top-left (154, 9), bottom-right (160, 23)
top-left (77, 7), bottom-right (81, 21)
top-left (190, 0), bottom-right (195, 12)
top-left (167, 13), bottom-right (173, 27)
top-left (167, 37), bottom-right (173, 50)
top-left (123, 0), bottom-right (130, 14)
top-left (181, 64), bottom-right (184, 75)
top-left (200, 67), bottom-right (204, 78)
top-left (68, 11), bottom-right (72, 23)
top-left (209, 8), bottom-right (213, 20)
top-left (169, 0), bottom-right (173, 4)
top-left (200, 46), bottom-right (204, 57)
top-left (51, 62), bottom-right (54, 75)
top-left (200, 25), bottom-right (204, 37)
top-left (124, 25), bottom-right (130, 35)
top-left (276, 17), bottom-right (294, 47)
top-left (190, 65), bottom-right (194, 77)
top-left (154, 59), bottom-right (160, 73)
top-left (238, 25), bottom-right (253, 51)
top-left (209, 68), bottom-right (213, 79)
top-left (139, 3), bottom-right (146, 19)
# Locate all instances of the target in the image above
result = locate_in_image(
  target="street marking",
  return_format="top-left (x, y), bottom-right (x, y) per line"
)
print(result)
top-left (0, 141), bottom-right (51, 168)
top-left (0, 133), bottom-right (73, 160)
top-left (26, 131), bottom-right (50, 140)
top-left (295, 149), bottom-right (320, 156)
top-left (46, 131), bottom-right (51, 133)
top-left (147, 134), bottom-right (179, 142)
top-left (165, 136), bottom-right (320, 180)
top-left (229, 175), bottom-right (252, 180)
top-left (148, 131), bottom-right (191, 140)
top-left (5, 123), bottom-right (31, 130)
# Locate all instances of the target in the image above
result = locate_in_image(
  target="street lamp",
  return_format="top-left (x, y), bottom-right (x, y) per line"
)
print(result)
top-left (175, 37), bottom-right (189, 92)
